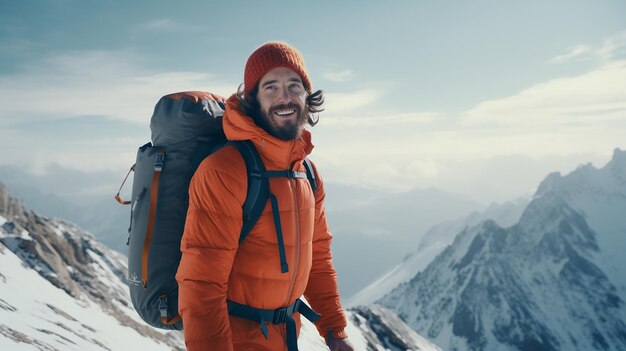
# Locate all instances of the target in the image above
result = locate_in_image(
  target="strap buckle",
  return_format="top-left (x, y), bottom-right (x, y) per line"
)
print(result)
top-left (273, 307), bottom-right (288, 324)
top-left (154, 151), bottom-right (165, 172)
top-left (158, 294), bottom-right (168, 318)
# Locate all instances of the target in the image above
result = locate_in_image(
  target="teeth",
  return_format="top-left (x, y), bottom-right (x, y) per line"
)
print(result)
top-left (275, 109), bottom-right (295, 116)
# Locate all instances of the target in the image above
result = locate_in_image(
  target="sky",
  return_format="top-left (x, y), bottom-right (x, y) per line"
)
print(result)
top-left (0, 0), bottom-right (625, 204)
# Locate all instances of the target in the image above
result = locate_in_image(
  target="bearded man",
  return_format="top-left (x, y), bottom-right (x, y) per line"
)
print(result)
top-left (176, 42), bottom-right (354, 351)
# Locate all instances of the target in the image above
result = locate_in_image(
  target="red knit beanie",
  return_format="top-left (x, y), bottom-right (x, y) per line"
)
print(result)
top-left (244, 42), bottom-right (311, 96)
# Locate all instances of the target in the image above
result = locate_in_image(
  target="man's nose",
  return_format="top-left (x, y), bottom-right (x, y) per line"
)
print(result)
top-left (276, 86), bottom-right (290, 103)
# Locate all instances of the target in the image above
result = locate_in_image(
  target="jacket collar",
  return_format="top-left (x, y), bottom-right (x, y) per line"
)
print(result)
top-left (222, 94), bottom-right (314, 170)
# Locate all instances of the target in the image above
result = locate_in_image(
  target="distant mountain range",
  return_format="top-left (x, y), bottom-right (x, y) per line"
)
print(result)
top-left (0, 183), bottom-right (441, 350)
top-left (378, 148), bottom-right (626, 351)
top-left (0, 164), bottom-right (486, 299)
top-left (5, 146), bottom-right (624, 350)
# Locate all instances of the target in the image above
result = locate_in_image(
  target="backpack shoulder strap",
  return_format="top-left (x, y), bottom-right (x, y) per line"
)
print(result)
top-left (302, 158), bottom-right (317, 194)
top-left (230, 141), bottom-right (318, 245)
top-left (229, 140), bottom-right (269, 243)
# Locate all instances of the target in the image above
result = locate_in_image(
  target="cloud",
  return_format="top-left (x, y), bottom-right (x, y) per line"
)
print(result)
top-left (323, 112), bottom-right (437, 127)
top-left (0, 50), bottom-right (233, 126)
top-left (462, 61), bottom-right (626, 128)
top-left (315, 34), bottom-right (626, 196)
top-left (322, 69), bottom-right (353, 82)
top-left (0, 117), bottom-right (143, 175)
top-left (323, 89), bottom-right (382, 114)
top-left (598, 31), bottom-right (626, 61)
top-left (314, 121), bottom-right (624, 199)
top-left (550, 30), bottom-right (626, 64)
top-left (1, 34), bottom-right (624, 204)
top-left (549, 44), bottom-right (592, 64)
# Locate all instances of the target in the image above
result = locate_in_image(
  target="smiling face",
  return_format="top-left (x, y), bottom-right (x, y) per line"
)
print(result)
top-left (255, 67), bottom-right (307, 140)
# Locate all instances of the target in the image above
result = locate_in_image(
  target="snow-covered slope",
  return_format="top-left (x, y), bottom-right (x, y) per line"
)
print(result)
top-left (299, 304), bottom-right (442, 351)
top-left (347, 305), bottom-right (443, 351)
top-left (0, 183), bottom-right (184, 350)
top-left (0, 182), bottom-right (441, 350)
top-left (348, 197), bottom-right (528, 307)
top-left (0, 240), bottom-right (179, 350)
top-left (379, 148), bottom-right (626, 351)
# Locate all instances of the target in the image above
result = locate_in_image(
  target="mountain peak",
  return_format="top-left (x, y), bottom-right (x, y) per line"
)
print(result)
top-left (607, 147), bottom-right (626, 173)
top-left (533, 148), bottom-right (626, 201)
top-left (533, 171), bottom-right (562, 198)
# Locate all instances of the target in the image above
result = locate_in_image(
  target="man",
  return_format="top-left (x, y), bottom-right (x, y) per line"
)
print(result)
top-left (176, 42), bottom-right (354, 351)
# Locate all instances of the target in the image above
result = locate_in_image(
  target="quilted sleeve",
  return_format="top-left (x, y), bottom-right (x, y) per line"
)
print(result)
top-left (175, 148), bottom-right (247, 351)
top-left (303, 161), bottom-right (348, 342)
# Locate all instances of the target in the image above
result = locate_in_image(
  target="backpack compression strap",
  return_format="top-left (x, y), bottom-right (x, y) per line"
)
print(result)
top-left (142, 148), bottom-right (165, 289)
top-left (158, 294), bottom-right (182, 325)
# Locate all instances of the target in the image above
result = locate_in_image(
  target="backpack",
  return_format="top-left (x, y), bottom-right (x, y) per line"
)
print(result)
top-left (114, 91), bottom-right (317, 330)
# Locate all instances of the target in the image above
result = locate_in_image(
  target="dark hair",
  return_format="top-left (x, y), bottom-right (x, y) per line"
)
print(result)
top-left (236, 83), bottom-right (324, 127)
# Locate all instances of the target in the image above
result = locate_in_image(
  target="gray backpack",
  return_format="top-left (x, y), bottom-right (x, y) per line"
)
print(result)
top-left (115, 91), bottom-right (316, 330)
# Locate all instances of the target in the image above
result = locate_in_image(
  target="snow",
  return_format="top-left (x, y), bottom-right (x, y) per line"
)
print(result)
top-left (378, 149), bottom-right (626, 351)
top-left (348, 197), bottom-right (528, 308)
top-left (297, 313), bottom-right (333, 349)
top-left (568, 185), bottom-right (626, 293)
top-left (297, 298), bottom-right (371, 350)
top-left (293, 299), bottom-right (442, 350)
top-left (0, 247), bottom-right (172, 351)
top-left (0, 222), bottom-right (440, 350)
top-left (51, 224), bottom-right (65, 237)
top-left (348, 241), bottom-right (447, 307)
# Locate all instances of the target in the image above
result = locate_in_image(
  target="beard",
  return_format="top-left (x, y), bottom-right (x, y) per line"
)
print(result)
top-left (255, 103), bottom-right (307, 141)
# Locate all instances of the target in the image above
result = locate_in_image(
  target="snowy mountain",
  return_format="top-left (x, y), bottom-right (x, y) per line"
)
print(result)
top-left (348, 197), bottom-right (529, 307)
top-left (329, 187), bottom-right (484, 298)
top-left (0, 182), bottom-right (441, 350)
top-left (378, 148), bottom-right (626, 351)
top-left (346, 305), bottom-right (442, 351)
top-left (0, 183), bottom-right (184, 350)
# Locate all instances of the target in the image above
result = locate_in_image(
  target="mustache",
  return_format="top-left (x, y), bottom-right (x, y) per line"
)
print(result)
top-left (269, 103), bottom-right (301, 114)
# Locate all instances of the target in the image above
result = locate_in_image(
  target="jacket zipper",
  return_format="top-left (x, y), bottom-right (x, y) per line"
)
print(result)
top-left (284, 177), bottom-right (301, 306)
top-left (282, 141), bottom-right (299, 306)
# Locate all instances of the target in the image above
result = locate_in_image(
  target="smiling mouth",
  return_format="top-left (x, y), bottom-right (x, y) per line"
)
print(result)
top-left (273, 108), bottom-right (296, 117)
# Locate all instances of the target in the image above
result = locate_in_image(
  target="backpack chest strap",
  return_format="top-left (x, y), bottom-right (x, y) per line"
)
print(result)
top-left (261, 170), bottom-right (308, 179)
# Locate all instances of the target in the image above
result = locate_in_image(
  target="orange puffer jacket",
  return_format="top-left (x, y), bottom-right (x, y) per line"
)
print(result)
top-left (176, 94), bottom-right (347, 350)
